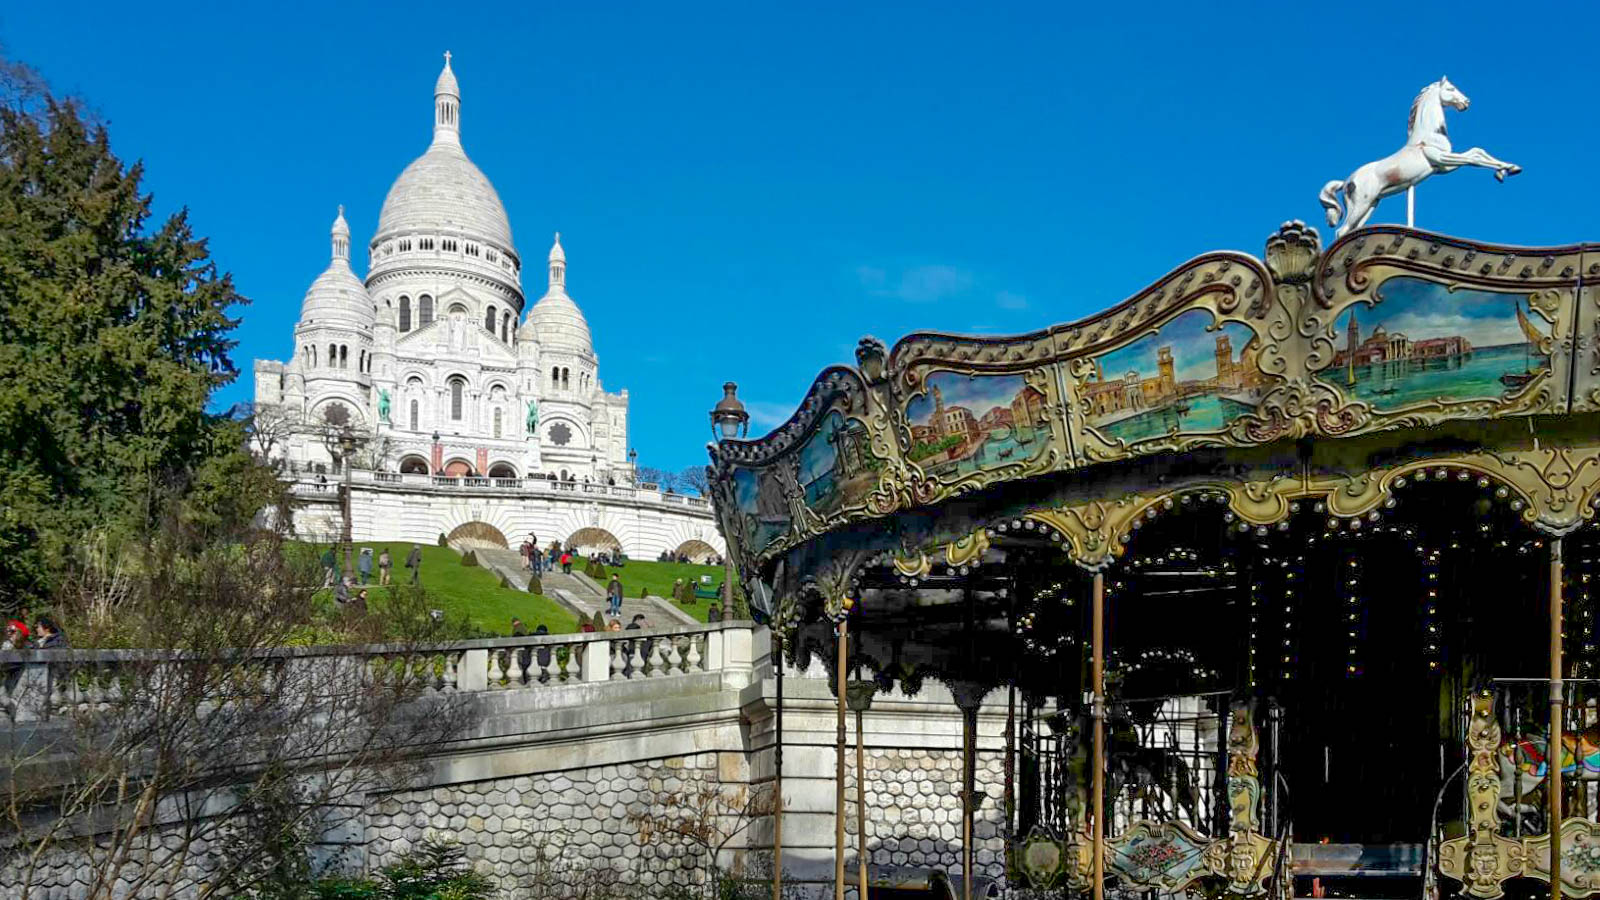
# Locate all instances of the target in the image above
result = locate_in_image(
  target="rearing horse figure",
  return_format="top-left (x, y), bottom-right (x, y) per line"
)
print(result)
top-left (1498, 727), bottom-right (1600, 828)
top-left (1320, 77), bottom-right (1521, 237)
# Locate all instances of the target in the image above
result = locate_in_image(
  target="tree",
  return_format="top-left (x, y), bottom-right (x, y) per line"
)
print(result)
top-left (635, 466), bottom-right (675, 491)
top-left (1, 511), bottom-right (476, 899)
top-left (0, 55), bottom-right (249, 606)
top-left (676, 466), bottom-right (709, 497)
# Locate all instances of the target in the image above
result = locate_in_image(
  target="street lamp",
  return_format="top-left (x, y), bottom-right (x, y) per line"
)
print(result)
top-left (708, 383), bottom-right (749, 621)
top-left (710, 382), bottom-right (749, 441)
top-left (322, 423), bottom-right (359, 578)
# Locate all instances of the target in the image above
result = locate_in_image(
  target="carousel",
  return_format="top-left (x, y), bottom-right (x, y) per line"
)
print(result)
top-left (705, 80), bottom-right (1600, 900)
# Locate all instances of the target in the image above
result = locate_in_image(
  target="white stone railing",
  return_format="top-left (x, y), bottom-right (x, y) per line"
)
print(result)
top-left (287, 472), bottom-right (712, 511)
top-left (0, 623), bottom-right (755, 725)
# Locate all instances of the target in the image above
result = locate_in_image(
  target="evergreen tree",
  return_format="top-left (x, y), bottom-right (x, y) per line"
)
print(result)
top-left (0, 59), bottom-right (251, 605)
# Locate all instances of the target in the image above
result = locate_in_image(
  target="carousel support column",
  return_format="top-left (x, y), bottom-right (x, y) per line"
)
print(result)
top-left (834, 612), bottom-right (850, 900)
top-left (773, 629), bottom-right (785, 900)
top-left (1551, 536), bottom-right (1565, 900)
top-left (951, 681), bottom-right (985, 900)
top-left (847, 680), bottom-right (876, 899)
top-left (1092, 570), bottom-right (1106, 900)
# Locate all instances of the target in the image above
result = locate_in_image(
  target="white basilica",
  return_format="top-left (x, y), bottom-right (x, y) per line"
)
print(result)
top-left (253, 55), bottom-right (720, 560)
top-left (255, 54), bottom-right (628, 485)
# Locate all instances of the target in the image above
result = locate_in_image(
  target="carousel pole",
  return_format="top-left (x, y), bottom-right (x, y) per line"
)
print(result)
top-left (773, 629), bottom-right (784, 900)
top-left (1551, 536), bottom-right (1566, 900)
top-left (835, 615), bottom-right (849, 900)
top-left (856, 701), bottom-right (869, 898)
top-left (1092, 571), bottom-right (1106, 900)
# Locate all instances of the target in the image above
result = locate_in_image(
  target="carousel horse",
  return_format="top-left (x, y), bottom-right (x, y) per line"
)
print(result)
top-left (1319, 76), bottom-right (1520, 237)
top-left (1498, 728), bottom-right (1600, 825)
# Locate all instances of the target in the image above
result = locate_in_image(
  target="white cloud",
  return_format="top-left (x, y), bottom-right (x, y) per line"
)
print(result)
top-left (745, 401), bottom-right (796, 430)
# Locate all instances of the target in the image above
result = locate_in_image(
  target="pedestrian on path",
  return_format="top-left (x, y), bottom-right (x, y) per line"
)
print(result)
top-left (357, 547), bottom-right (373, 585)
top-left (405, 544), bottom-right (423, 585)
top-left (378, 548), bottom-right (392, 585)
top-left (320, 546), bottom-right (338, 587)
top-left (607, 574), bottom-right (624, 617)
top-left (560, 551), bottom-right (573, 575)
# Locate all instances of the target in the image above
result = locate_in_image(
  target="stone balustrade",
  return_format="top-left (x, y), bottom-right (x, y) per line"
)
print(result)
top-left (0, 622), bottom-right (753, 725)
top-left (286, 471), bottom-right (712, 510)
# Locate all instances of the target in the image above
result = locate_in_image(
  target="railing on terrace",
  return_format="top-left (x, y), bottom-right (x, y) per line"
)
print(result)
top-left (0, 622), bottom-right (755, 725)
top-left (287, 472), bottom-right (711, 510)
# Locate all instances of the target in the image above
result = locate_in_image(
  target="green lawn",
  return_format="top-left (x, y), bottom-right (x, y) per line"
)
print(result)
top-left (311, 543), bottom-right (578, 635)
top-left (593, 558), bottom-right (732, 623)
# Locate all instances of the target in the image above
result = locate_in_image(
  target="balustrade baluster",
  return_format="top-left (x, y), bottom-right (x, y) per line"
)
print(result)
top-left (442, 652), bottom-right (459, 692)
top-left (610, 641), bottom-right (626, 681)
top-left (647, 641), bottom-right (665, 678)
top-left (686, 635), bottom-right (703, 672)
top-left (666, 638), bottom-right (684, 675)
top-left (628, 641), bottom-right (646, 679)
top-left (487, 649), bottom-right (504, 687)
top-left (506, 646), bottom-right (525, 686)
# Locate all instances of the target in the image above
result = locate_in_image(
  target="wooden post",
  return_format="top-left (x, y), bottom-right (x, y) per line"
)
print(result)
top-left (1552, 536), bottom-right (1565, 900)
top-left (773, 630), bottom-right (785, 900)
top-left (1092, 571), bottom-right (1106, 900)
top-left (835, 618), bottom-right (848, 900)
top-left (856, 706), bottom-right (868, 899)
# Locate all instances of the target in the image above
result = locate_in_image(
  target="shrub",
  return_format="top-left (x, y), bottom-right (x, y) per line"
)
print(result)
top-left (437, 533), bottom-right (448, 547)
top-left (461, 550), bottom-right (478, 567)
top-left (528, 575), bottom-right (543, 595)
top-left (378, 838), bottom-right (495, 900)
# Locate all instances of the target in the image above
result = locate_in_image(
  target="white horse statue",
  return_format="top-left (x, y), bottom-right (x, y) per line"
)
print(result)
top-left (1320, 77), bottom-right (1521, 237)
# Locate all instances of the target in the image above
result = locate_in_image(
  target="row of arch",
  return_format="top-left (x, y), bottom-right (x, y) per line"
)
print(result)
top-left (395, 294), bottom-right (514, 344)
top-left (397, 457), bottom-right (595, 481)
top-left (371, 234), bottom-right (518, 277)
top-left (550, 366), bottom-right (591, 392)
top-left (303, 342), bottom-right (372, 374)
top-left (443, 521), bottom-right (717, 562)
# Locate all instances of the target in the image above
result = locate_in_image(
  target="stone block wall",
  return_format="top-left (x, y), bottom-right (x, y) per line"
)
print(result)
top-left (844, 748), bottom-right (1007, 880)
top-left (367, 751), bottom-right (747, 896)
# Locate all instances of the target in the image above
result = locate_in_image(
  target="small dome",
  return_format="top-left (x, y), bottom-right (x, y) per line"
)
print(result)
top-left (300, 207), bottom-right (373, 329)
top-left (549, 232), bottom-right (566, 263)
top-left (529, 292), bottom-right (592, 353)
top-left (435, 51), bottom-right (459, 98)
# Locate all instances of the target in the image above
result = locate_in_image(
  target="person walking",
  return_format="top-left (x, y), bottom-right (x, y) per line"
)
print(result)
top-left (357, 547), bottom-right (373, 585)
top-left (560, 551), bottom-right (573, 575)
top-left (533, 624), bottom-right (552, 680)
top-left (606, 574), bottom-right (624, 617)
top-left (378, 547), bottom-right (392, 585)
top-left (33, 617), bottom-right (67, 649)
top-left (405, 544), bottom-right (423, 585)
top-left (320, 546), bottom-right (338, 587)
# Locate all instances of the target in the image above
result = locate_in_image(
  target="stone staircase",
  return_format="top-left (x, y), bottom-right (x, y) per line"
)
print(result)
top-left (473, 549), bottom-right (692, 627)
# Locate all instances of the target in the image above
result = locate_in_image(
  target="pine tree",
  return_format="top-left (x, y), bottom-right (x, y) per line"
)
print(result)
top-left (0, 60), bottom-right (250, 605)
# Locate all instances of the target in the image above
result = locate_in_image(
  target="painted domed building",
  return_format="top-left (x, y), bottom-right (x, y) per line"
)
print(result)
top-left (253, 55), bottom-right (720, 562)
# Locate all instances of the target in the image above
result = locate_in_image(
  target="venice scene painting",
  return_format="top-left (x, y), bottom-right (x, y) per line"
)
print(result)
top-left (905, 372), bottom-right (1049, 479)
top-left (1320, 276), bottom-right (1549, 409)
top-left (1080, 309), bottom-right (1268, 444)
top-left (796, 410), bottom-right (880, 516)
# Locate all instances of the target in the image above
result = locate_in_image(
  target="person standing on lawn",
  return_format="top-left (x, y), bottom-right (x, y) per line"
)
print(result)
top-left (607, 574), bottom-right (624, 617)
top-left (320, 546), bottom-right (338, 586)
top-left (357, 547), bottom-right (373, 585)
top-left (405, 544), bottom-right (423, 585)
top-left (378, 547), bottom-right (392, 585)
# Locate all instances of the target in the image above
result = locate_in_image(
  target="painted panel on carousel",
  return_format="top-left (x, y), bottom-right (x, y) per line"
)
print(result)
top-left (1074, 309), bottom-right (1269, 453)
top-left (794, 410), bottom-right (881, 518)
top-left (1312, 275), bottom-right (1561, 420)
top-left (1569, 248), bottom-right (1600, 414)
top-left (902, 369), bottom-right (1057, 487)
top-left (729, 465), bottom-right (792, 560)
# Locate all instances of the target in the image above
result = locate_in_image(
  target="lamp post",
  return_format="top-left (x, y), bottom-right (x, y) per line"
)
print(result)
top-left (709, 382), bottom-right (749, 621)
top-left (323, 423), bottom-right (359, 578)
top-left (628, 447), bottom-right (638, 484)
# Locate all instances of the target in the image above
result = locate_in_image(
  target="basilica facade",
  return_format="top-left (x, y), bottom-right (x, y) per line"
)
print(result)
top-left (253, 55), bottom-right (720, 559)
top-left (255, 54), bottom-right (627, 484)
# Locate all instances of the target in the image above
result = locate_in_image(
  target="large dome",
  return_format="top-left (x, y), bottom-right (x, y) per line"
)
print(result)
top-left (375, 142), bottom-right (513, 250)
top-left (372, 54), bottom-right (514, 253)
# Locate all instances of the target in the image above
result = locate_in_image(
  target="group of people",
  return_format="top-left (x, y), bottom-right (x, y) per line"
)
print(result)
top-left (656, 550), bottom-right (721, 565)
top-left (321, 544), bottom-right (424, 587)
top-left (518, 535), bottom-right (574, 575)
top-left (2, 613), bottom-right (67, 650)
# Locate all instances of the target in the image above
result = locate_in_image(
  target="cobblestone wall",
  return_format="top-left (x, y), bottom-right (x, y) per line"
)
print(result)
top-left (368, 752), bottom-right (736, 895)
top-left (845, 748), bottom-right (1007, 886)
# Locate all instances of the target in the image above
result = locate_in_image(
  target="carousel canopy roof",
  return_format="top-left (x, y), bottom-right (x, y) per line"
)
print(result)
top-left (708, 223), bottom-right (1600, 601)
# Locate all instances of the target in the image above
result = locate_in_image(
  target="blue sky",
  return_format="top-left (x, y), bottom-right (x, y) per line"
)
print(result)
top-left (4, 1), bottom-right (1594, 473)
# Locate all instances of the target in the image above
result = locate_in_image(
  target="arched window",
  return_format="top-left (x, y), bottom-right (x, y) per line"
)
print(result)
top-left (501, 312), bottom-right (510, 343)
top-left (307, 345), bottom-right (316, 367)
top-left (449, 377), bottom-right (465, 421)
top-left (409, 399), bottom-right (419, 431)
top-left (419, 294), bottom-right (434, 326)
top-left (485, 305), bottom-right (497, 334)
top-left (561, 368), bottom-right (570, 390)
top-left (493, 408), bottom-right (502, 438)
top-left (551, 367), bottom-right (559, 390)
top-left (399, 296), bottom-right (412, 332)
top-left (327, 344), bottom-right (336, 367)
top-left (339, 345), bottom-right (348, 369)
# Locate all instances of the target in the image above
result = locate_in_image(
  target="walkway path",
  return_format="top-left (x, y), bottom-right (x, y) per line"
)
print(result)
top-left (474, 549), bottom-right (693, 627)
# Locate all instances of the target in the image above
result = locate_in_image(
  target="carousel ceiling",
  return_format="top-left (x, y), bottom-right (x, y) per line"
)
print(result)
top-left (707, 223), bottom-right (1600, 596)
